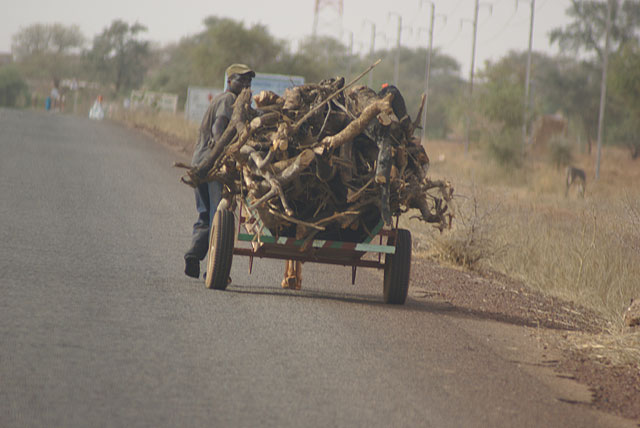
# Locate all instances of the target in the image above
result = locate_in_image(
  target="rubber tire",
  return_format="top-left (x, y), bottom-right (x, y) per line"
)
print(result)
top-left (205, 209), bottom-right (235, 290)
top-left (383, 229), bottom-right (412, 304)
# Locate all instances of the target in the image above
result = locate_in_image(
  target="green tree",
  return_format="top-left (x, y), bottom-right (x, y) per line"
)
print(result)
top-left (146, 39), bottom-right (199, 106)
top-left (470, 52), bottom-right (528, 168)
top-left (87, 20), bottom-right (151, 93)
top-left (146, 17), bottom-right (288, 104)
top-left (550, 0), bottom-right (640, 61)
top-left (11, 22), bottom-right (85, 58)
top-left (478, 53), bottom-right (525, 130)
top-left (550, 1), bottom-right (640, 156)
top-left (422, 51), bottom-right (464, 138)
top-left (0, 65), bottom-right (29, 107)
top-left (11, 23), bottom-right (85, 80)
top-left (280, 35), bottom-right (351, 83)
top-left (530, 54), bottom-right (601, 151)
top-left (144, 14), bottom-right (463, 133)
top-left (190, 17), bottom-right (287, 85)
top-left (608, 40), bottom-right (640, 158)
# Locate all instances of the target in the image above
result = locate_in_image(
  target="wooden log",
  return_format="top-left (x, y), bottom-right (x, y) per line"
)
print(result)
top-left (321, 93), bottom-right (393, 149)
top-left (292, 60), bottom-right (381, 133)
top-left (249, 149), bottom-right (315, 215)
top-left (346, 176), bottom-right (375, 203)
top-left (254, 90), bottom-right (283, 108)
top-left (278, 149), bottom-right (315, 185)
top-left (407, 93), bottom-right (426, 138)
top-left (249, 111), bottom-right (281, 129)
top-left (268, 209), bottom-right (326, 231)
top-left (272, 122), bottom-right (291, 152)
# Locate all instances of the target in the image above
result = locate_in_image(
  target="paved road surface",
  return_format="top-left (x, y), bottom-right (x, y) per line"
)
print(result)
top-left (0, 108), bottom-right (626, 427)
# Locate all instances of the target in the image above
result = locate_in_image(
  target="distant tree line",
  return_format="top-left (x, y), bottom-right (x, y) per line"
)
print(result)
top-left (4, 0), bottom-right (639, 159)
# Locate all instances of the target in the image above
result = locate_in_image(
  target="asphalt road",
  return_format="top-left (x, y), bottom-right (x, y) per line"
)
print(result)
top-left (0, 108), bottom-right (625, 427)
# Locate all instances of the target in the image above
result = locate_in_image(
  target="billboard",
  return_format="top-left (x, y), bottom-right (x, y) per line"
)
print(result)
top-left (184, 87), bottom-right (223, 123)
top-left (227, 72), bottom-right (305, 97)
top-left (185, 72), bottom-right (305, 123)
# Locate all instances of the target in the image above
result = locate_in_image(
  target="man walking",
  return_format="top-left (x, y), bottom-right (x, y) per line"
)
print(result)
top-left (184, 64), bottom-right (255, 278)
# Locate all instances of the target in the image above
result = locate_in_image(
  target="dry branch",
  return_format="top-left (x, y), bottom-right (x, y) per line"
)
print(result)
top-left (176, 65), bottom-right (453, 241)
top-left (321, 93), bottom-right (393, 149)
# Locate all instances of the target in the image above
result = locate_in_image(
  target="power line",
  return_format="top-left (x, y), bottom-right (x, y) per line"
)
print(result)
top-left (478, 11), bottom-right (494, 28)
top-left (536, 0), bottom-right (552, 12)
top-left (480, 6), bottom-right (519, 44)
top-left (447, 0), bottom-right (467, 17)
top-left (438, 24), bottom-right (466, 50)
top-left (479, 0), bottom-right (551, 45)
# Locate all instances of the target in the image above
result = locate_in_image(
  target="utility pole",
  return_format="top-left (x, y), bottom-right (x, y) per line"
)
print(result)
top-left (312, 0), bottom-right (344, 38)
top-left (464, 0), bottom-right (480, 153)
top-left (596, 0), bottom-right (614, 181)
top-left (421, 0), bottom-right (436, 144)
top-left (346, 31), bottom-right (354, 79)
top-left (469, 0), bottom-right (480, 94)
top-left (388, 13), bottom-right (403, 87)
top-left (364, 21), bottom-right (377, 88)
top-left (464, 0), bottom-right (492, 153)
top-left (521, 0), bottom-right (535, 154)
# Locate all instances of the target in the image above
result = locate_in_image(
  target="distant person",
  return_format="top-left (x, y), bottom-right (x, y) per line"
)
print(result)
top-left (184, 64), bottom-right (255, 279)
top-left (89, 95), bottom-right (104, 120)
top-left (50, 86), bottom-right (60, 111)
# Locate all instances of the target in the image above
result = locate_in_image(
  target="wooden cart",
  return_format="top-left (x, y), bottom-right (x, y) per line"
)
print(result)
top-left (204, 199), bottom-right (412, 305)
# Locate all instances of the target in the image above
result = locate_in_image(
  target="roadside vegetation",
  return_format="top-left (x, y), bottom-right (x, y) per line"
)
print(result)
top-left (411, 141), bottom-right (640, 329)
top-left (111, 108), bottom-right (198, 153)
top-left (0, 64), bottom-right (29, 107)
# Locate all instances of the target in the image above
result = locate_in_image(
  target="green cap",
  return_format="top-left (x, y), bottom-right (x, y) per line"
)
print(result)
top-left (225, 64), bottom-right (255, 78)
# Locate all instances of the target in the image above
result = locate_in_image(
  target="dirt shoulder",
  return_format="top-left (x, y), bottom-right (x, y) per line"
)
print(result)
top-left (410, 256), bottom-right (640, 423)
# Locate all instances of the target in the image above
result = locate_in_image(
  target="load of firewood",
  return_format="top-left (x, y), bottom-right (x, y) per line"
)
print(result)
top-left (176, 66), bottom-right (453, 243)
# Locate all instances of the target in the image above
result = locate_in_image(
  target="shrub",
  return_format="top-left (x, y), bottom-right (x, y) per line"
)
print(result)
top-left (428, 186), bottom-right (506, 269)
top-left (548, 134), bottom-right (574, 169)
top-left (485, 128), bottom-right (523, 171)
top-left (0, 65), bottom-right (29, 107)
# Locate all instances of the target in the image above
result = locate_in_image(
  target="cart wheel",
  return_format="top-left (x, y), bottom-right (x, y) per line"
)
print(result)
top-left (205, 209), bottom-right (235, 290)
top-left (383, 229), bottom-right (411, 304)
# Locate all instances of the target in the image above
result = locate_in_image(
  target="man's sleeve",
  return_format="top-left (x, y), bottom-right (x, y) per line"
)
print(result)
top-left (214, 93), bottom-right (236, 121)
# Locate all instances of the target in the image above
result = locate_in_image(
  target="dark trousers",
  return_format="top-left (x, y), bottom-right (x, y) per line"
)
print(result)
top-left (185, 181), bottom-right (222, 261)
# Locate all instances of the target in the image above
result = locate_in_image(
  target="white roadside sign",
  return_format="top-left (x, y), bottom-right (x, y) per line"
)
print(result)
top-left (184, 87), bottom-right (224, 123)
top-left (184, 72), bottom-right (305, 123)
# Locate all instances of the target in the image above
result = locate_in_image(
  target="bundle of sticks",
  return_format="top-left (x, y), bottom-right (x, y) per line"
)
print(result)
top-left (176, 67), bottom-right (453, 244)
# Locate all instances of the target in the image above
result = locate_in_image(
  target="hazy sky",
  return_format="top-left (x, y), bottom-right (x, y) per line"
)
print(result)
top-left (1, 0), bottom-right (575, 75)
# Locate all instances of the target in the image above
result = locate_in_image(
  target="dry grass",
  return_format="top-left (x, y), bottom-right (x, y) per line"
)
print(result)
top-left (410, 184), bottom-right (508, 268)
top-left (110, 107), bottom-right (198, 153)
top-left (416, 140), bottom-right (640, 332)
top-left (409, 140), bottom-right (640, 367)
top-left (563, 331), bottom-right (640, 368)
